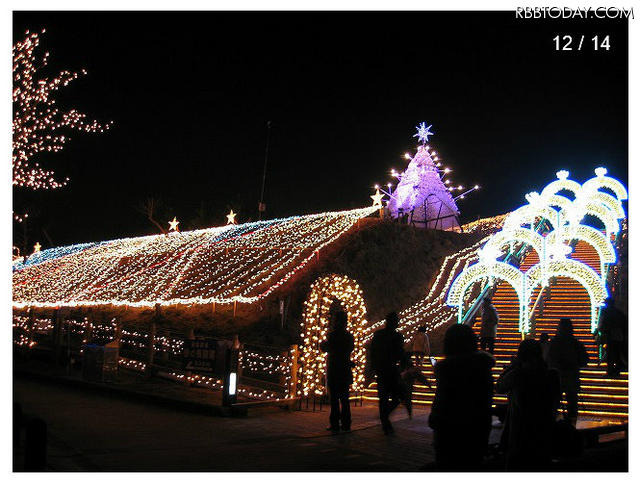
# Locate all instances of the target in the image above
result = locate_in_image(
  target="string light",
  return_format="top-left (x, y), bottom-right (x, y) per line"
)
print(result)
top-left (299, 274), bottom-right (368, 396)
top-left (12, 30), bottom-right (112, 190)
top-left (13, 207), bottom-right (376, 309)
top-left (446, 167), bottom-right (626, 333)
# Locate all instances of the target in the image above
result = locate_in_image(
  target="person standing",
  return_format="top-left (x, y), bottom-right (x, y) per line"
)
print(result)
top-left (497, 339), bottom-right (561, 470)
top-left (539, 332), bottom-right (551, 363)
top-left (428, 324), bottom-right (495, 470)
top-left (320, 311), bottom-right (354, 433)
top-left (407, 325), bottom-right (430, 367)
top-left (598, 297), bottom-right (627, 377)
top-left (480, 297), bottom-right (499, 354)
top-left (370, 312), bottom-right (408, 434)
top-left (548, 318), bottom-right (589, 426)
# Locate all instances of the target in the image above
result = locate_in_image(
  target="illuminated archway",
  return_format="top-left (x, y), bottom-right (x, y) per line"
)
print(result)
top-left (484, 227), bottom-right (544, 263)
top-left (526, 259), bottom-right (607, 331)
top-left (546, 225), bottom-right (616, 278)
top-left (503, 204), bottom-right (561, 232)
top-left (299, 274), bottom-right (368, 396)
top-left (580, 190), bottom-right (625, 220)
top-left (447, 261), bottom-right (528, 331)
top-left (582, 167), bottom-right (628, 201)
top-left (541, 170), bottom-right (582, 200)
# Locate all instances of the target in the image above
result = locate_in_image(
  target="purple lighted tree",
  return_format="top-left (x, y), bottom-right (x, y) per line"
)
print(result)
top-left (385, 123), bottom-right (478, 231)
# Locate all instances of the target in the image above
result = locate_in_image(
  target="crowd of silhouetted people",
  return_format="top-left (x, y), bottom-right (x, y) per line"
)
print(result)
top-left (319, 295), bottom-right (626, 471)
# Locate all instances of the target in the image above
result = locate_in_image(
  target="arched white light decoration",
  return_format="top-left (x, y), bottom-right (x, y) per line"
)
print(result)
top-left (484, 226), bottom-right (545, 263)
top-left (580, 189), bottom-right (626, 220)
top-left (526, 258), bottom-right (608, 332)
top-left (299, 274), bottom-right (368, 397)
top-left (540, 170), bottom-right (582, 200)
top-left (572, 199), bottom-right (620, 236)
top-left (447, 255), bottom-right (528, 331)
top-left (503, 203), bottom-right (561, 232)
top-left (546, 224), bottom-right (616, 279)
top-left (582, 167), bottom-right (628, 201)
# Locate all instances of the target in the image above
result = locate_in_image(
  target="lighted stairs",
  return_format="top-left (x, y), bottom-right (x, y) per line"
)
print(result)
top-left (362, 241), bottom-right (628, 422)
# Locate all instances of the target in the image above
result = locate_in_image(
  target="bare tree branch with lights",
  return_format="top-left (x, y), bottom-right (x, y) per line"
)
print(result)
top-left (12, 29), bottom-right (112, 190)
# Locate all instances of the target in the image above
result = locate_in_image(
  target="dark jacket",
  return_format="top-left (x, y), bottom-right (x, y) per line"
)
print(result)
top-left (369, 327), bottom-right (407, 377)
top-left (599, 305), bottom-right (627, 343)
top-left (548, 334), bottom-right (589, 376)
top-left (497, 362), bottom-right (561, 469)
top-left (320, 328), bottom-right (354, 389)
top-left (428, 351), bottom-right (496, 431)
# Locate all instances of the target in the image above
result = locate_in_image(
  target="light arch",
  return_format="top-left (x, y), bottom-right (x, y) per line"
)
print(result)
top-left (580, 190), bottom-right (626, 220)
top-left (526, 259), bottom-right (608, 331)
top-left (503, 204), bottom-right (561, 232)
top-left (579, 200), bottom-right (620, 235)
top-left (541, 171), bottom-right (582, 200)
top-left (447, 261), bottom-right (527, 330)
top-left (546, 224), bottom-right (616, 278)
top-left (484, 227), bottom-right (545, 263)
top-left (582, 169), bottom-right (628, 201)
top-left (299, 274), bottom-right (368, 396)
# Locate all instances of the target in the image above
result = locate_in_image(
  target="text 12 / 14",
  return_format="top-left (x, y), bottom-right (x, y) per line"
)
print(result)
top-left (553, 35), bottom-right (611, 51)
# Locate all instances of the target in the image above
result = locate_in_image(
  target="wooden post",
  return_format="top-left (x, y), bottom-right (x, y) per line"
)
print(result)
top-left (146, 321), bottom-right (156, 375)
top-left (289, 344), bottom-right (299, 398)
top-left (53, 309), bottom-right (64, 365)
top-left (233, 301), bottom-right (237, 318)
top-left (211, 301), bottom-right (216, 314)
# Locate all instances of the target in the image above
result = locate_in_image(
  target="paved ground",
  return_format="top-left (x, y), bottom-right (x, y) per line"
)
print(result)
top-left (14, 375), bottom-right (450, 471)
top-left (13, 370), bottom-right (627, 472)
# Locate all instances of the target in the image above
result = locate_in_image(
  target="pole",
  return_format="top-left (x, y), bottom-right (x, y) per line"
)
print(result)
top-left (258, 121), bottom-right (272, 220)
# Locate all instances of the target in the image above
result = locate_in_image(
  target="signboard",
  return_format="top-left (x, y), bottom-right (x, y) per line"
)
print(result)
top-left (183, 338), bottom-right (217, 373)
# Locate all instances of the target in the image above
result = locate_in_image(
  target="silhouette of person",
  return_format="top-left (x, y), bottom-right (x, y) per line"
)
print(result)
top-left (428, 324), bottom-right (495, 470)
top-left (370, 312), bottom-right (408, 434)
top-left (598, 297), bottom-right (627, 377)
top-left (548, 318), bottom-right (589, 426)
top-left (320, 311), bottom-right (355, 433)
top-left (539, 332), bottom-right (551, 363)
top-left (407, 325), bottom-right (430, 367)
top-left (497, 339), bottom-right (561, 470)
top-left (480, 297), bottom-right (499, 354)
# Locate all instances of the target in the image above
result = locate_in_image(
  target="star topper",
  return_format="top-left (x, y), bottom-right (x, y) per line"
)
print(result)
top-left (168, 217), bottom-right (180, 232)
top-left (413, 122), bottom-right (434, 144)
top-left (33, 242), bottom-right (41, 254)
top-left (226, 209), bottom-right (237, 225)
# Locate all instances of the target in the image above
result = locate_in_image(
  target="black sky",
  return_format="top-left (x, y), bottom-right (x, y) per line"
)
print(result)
top-left (13, 11), bottom-right (628, 248)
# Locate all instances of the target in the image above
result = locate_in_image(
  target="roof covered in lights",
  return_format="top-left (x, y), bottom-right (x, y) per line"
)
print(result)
top-left (13, 207), bottom-right (376, 309)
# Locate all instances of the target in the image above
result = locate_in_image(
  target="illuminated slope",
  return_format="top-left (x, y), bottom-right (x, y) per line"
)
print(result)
top-left (13, 207), bottom-right (375, 309)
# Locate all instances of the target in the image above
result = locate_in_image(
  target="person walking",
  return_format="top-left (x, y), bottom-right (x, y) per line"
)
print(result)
top-left (319, 311), bottom-right (355, 433)
top-left (370, 312), bottom-right (408, 434)
top-left (497, 339), bottom-right (561, 470)
top-left (428, 324), bottom-right (495, 470)
top-left (548, 318), bottom-right (589, 426)
top-left (407, 325), bottom-right (430, 367)
top-left (480, 297), bottom-right (499, 354)
top-left (598, 297), bottom-right (627, 377)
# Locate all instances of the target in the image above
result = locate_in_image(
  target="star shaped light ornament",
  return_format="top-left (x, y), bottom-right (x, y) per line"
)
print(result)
top-left (168, 217), bottom-right (180, 232)
top-left (370, 188), bottom-right (384, 208)
top-left (226, 209), bottom-right (237, 225)
top-left (413, 122), bottom-right (434, 145)
top-left (33, 242), bottom-right (41, 254)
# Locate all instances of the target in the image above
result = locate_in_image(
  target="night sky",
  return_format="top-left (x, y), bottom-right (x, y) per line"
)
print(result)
top-left (13, 11), bottom-right (628, 249)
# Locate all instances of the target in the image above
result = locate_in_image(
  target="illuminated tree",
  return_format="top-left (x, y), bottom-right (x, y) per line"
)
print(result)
top-left (12, 29), bottom-right (112, 190)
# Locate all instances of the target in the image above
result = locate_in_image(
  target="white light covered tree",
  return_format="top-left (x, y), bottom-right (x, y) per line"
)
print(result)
top-left (12, 29), bottom-right (112, 190)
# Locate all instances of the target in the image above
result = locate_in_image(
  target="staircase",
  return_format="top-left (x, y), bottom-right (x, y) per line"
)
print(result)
top-left (363, 241), bottom-right (628, 422)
